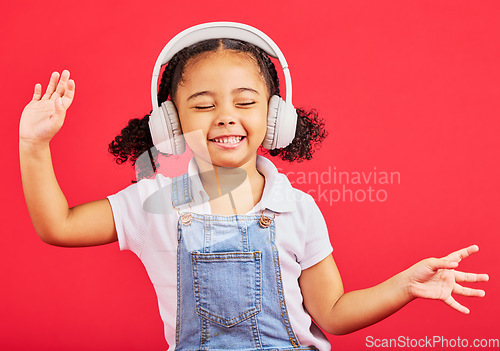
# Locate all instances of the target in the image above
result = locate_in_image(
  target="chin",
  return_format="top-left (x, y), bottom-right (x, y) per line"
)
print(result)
top-left (212, 160), bottom-right (244, 168)
top-left (211, 155), bottom-right (253, 169)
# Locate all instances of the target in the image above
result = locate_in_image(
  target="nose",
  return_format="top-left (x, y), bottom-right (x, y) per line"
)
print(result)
top-left (214, 103), bottom-right (237, 127)
top-left (217, 118), bottom-right (236, 126)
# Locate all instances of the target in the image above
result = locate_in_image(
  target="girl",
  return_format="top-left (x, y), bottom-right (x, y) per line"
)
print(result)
top-left (19, 22), bottom-right (488, 350)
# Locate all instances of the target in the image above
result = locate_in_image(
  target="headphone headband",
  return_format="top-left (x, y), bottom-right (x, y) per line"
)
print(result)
top-left (150, 22), bottom-right (293, 112)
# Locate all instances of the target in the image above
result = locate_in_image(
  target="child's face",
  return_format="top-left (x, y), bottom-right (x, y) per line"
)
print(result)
top-left (174, 50), bottom-right (269, 170)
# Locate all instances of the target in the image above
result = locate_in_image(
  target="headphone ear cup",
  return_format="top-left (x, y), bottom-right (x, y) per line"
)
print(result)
top-left (262, 95), bottom-right (281, 150)
top-left (263, 95), bottom-right (297, 150)
top-left (162, 101), bottom-right (186, 155)
top-left (148, 101), bottom-right (185, 155)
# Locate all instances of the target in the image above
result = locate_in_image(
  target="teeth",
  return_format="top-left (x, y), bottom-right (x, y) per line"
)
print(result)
top-left (213, 136), bottom-right (242, 144)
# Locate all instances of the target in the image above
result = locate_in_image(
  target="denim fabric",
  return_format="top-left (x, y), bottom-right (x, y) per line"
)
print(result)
top-left (173, 175), bottom-right (318, 351)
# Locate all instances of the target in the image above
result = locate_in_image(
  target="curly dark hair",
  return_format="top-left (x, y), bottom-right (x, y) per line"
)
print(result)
top-left (109, 38), bottom-right (327, 179)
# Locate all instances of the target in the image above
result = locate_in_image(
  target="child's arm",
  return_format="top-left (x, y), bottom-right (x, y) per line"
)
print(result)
top-left (299, 245), bottom-right (488, 335)
top-left (20, 70), bottom-right (117, 247)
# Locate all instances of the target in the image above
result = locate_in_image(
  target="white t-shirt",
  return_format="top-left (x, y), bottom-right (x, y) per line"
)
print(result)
top-left (107, 155), bottom-right (333, 350)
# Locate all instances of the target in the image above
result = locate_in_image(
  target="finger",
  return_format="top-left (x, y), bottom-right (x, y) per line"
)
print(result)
top-left (454, 270), bottom-right (489, 283)
top-left (53, 70), bottom-right (70, 99)
top-left (443, 295), bottom-right (470, 314)
top-left (443, 245), bottom-right (479, 263)
top-left (32, 83), bottom-right (42, 101)
top-left (61, 79), bottom-right (75, 105)
top-left (426, 257), bottom-right (459, 271)
top-left (41, 71), bottom-right (60, 100)
top-left (453, 282), bottom-right (486, 297)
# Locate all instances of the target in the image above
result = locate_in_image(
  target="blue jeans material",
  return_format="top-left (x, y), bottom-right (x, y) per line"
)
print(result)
top-left (172, 174), bottom-right (318, 351)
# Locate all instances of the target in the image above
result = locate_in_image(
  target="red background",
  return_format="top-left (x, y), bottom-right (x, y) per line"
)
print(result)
top-left (2, 0), bottom-right (499, 350)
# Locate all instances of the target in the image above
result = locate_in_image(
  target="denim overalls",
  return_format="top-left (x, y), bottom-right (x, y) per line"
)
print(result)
top-left (171, 173), bottom-right (318, 351)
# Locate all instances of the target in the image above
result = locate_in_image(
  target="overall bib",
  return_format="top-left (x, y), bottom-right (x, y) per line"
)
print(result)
top-left (171, 174), bottom-right (318, 351)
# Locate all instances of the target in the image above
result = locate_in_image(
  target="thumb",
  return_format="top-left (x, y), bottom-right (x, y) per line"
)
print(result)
top-left (427, 257), bottom-right (459, 271)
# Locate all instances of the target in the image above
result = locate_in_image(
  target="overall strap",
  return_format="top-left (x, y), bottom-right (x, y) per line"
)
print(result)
top-left (171, 173), bottom-right (193, 207)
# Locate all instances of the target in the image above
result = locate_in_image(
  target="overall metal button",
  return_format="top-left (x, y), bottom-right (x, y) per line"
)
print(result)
top-left (180, 213), bottom-right (193, 226)
top-left (259, 215), bottom-right (272, 228)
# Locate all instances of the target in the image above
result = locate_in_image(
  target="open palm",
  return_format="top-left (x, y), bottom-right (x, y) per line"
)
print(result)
top-left (19, 70), bottom-right (75, 145)
top-left (407, 245), bottom-right (489, 314)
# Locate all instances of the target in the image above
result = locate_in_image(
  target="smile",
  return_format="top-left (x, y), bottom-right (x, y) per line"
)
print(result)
top-left (209, 135), bottom-right (246, 149)
top-left (210, 136), bottom-right (244, 144)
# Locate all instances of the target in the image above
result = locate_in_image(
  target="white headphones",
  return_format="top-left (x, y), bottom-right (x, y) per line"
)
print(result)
top-left (148, 22), bottom-right (298, 155)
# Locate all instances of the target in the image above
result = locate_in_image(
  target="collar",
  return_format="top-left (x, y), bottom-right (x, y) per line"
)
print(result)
top-left (186, 155), bottom-right (297, 213)
top-left (255, 155), bottom-right (297, 213)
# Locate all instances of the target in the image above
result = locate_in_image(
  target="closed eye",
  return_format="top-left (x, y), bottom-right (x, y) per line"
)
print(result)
top-left (194, 105), bottom-right (214, 110)
top-left (237, 102), bottom-right (256, 107)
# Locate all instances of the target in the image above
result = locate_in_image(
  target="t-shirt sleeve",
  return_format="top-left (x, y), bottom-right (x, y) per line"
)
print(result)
top-left (107, 175), bottom-right (173, 256)
top-left (298, 193), bottom-right (333, 270)
top-left (107, 181), bottom-right (152, 256)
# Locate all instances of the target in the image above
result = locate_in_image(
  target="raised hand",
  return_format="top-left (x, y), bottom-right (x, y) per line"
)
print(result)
top-left (19, 70), bottom-right (75, 145)
top-left (406, 245), bottom-right (489, 314)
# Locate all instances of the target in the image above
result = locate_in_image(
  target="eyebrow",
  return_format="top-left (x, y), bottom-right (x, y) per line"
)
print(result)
top-left (187, 87), bottom-right (260, 101)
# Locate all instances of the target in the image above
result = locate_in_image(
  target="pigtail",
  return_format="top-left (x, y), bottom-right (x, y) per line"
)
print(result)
top-left (268, 108), bottom-right (328, 162)
top-left (108, 114), bottom-right (159, 181)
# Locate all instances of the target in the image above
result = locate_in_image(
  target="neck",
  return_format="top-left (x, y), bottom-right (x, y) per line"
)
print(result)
top-left (193, 155), bottom-right (265, 213)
